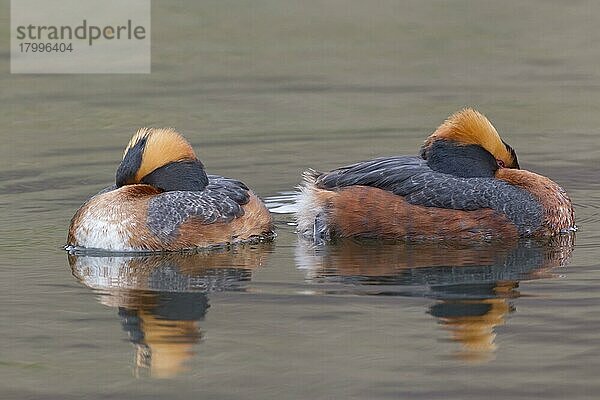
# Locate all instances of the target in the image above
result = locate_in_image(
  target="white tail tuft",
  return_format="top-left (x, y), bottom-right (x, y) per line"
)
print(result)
top-left (295, 170), bottom-right (327, 238)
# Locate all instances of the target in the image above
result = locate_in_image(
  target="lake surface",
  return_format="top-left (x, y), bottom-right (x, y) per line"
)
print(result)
top-left (1, 1), bottom-right (600, 399)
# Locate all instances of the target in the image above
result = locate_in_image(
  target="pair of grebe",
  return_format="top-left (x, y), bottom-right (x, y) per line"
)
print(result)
top-left (67, 109), bottom-right (575, 252)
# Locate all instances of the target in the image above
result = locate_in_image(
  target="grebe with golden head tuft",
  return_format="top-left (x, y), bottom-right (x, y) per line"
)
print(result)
top-left (296, 108), bottom-right (575, 241)
top-left (67, 128), bottom-right (274, 252)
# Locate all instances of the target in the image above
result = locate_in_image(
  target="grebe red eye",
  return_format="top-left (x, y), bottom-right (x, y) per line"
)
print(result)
top-left (497, 159), bottom-right (505, 168)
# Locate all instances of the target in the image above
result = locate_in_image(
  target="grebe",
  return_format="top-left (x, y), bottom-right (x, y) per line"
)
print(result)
top-left (67, 128), bottom-right (274, 251)
top-left (296, 108), bottom-right (575, 241)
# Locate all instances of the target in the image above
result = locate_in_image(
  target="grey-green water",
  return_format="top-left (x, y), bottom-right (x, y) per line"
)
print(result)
top-left (2, 1), bottom-right (600, 399)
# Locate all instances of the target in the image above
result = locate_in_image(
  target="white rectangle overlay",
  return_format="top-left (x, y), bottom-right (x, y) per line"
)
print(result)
top-left (11, 0), bottom-right (151, 74)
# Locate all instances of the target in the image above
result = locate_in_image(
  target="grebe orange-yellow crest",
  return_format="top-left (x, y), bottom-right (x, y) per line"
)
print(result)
top-left (296, 108), bottom-right (575, 241)
top-left (67, 128), bottom-right (274, 252)
top-left (422, 108), bottom-right (519, 171)
top-left (116, 127), bottom-right (207, 191)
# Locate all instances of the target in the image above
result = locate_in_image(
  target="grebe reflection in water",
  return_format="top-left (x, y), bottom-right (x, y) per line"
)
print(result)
top-left (295, 236), bottom-right (574, 362)
top-left (69, 244), bottom-right (271, 378)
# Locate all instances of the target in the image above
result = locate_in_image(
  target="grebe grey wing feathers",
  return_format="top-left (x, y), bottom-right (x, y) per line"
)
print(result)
top-left (312, 156), bottom-right (542, 234)
top-left (315, 156), bottom-right (428, 192)
top-left (146, 175), bottom-right (250, 241)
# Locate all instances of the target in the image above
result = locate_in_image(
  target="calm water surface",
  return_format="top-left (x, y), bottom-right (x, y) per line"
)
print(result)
top-left (1, 1), bottom-right (600, 399)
